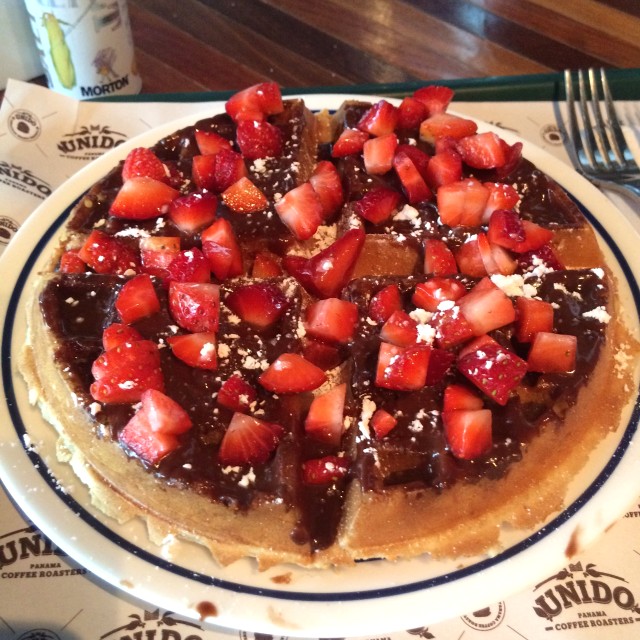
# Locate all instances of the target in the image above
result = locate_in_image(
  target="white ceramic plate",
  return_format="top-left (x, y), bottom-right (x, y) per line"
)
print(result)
top-left (1, 95), bottom-right (639, 638)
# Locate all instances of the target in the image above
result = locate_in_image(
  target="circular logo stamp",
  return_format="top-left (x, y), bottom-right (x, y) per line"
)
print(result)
top-left (0, 216), bottom-right (19, 245)
top-left (541, 123), bottom-right (566, 146)
top-left (17, 629), bottom-right (61, 640)
top-left (462, 601), bottom-right (506, 630)
top-left (8, 109), bottom-right (42, 141)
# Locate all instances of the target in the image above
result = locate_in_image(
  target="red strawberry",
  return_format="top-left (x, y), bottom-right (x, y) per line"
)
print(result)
top-left (516, 297), bottom-right (554, 343)
top-left (218, 413), bottom-right (284, 465)
top-left (301, 338), bottom-right (344, 371)
top-left (236, 119), bottom-right (283, 160)
top-left (380, 310), bottom-right (418, 347)
top-left (412, 277), bottom-right (466, 312)
top-left (305, 298), bottom-right (358, 344)
top-left (375, 342), bottom-right (431, 391)
top-left (225, 82), bottom-right (283, 122)
top-left (457, 132), bottom-right (506, 169)
top-left (222, 176), bottom-right (268, 213)
top-left (91, 340), bottom-right (164, 403)
top-left (430, 305), bottom-right (475, 349)
top-left (225, 282), bottom-right (289, 329)
top-left (393, 151), bottom-right (432, 203)
top-left (496, 141), bottom-right (523, 179)
top-left (513, 220), bottom-right (554, 253)
top-left (140, 236), bottom-right (181, 279)
top-left (136, 389), bottom-right (192, 435)
top-left (458, 279), bottom-right (516, 335)
top-left (331, 128), bottom-right (369, 157)
top-left (527, 331), bottom-right (577, 373)
top-left (368, 284), bottom-right (402, 323)
top-left (357, 100), bottom-right (399, 136)
top-left (167, 331), bottom-right (217, 370)
top-left (304, 383), bottom-right (347, 446)
top-left (309, 161), bottom-right (344, 219)
top-left (194, 129), bottom-right (232, 156)
top-left (217, 374), bottom-right (257, 413)
top-left (370, 408), bottom-right (397, 438)
top-left (168, 281), bottom-right (220, 332)
top-left (122, 148), bottom-right (168, 183)
top-left (302, 455), bottom-right (350, 485)
top-left (353, 186), bottom-right (402, 224)
top-left (168, 192), bottom-right (218, 233)
top-left (424, 149), bottom-right (462, 189)
top-left (283, 227), bottom-right (365, 298)
top-left (425, 347), bottom-right (455, 385)
top-left (396, 97), bottom-right (428, 130)
top-left (258, 353), bottom-right (327, 394)
top-left (251, 251), bottom-right (282, 278)
top-left (488, 242), bottom-right (518, 276)
top-left (518, 244), bottom-right (564, 272)
top-left (437, 178), bottom-right (489, 227)
top-left (115, 274), bottom-right (160, 324)
top-left (110, 177), bottom-right (179, 220)
top-left (487, 209), bottom-right (525, 250)
top-left (102, 323), bottom-right (143, 351)
top-left (193, 148), bottom-right (247, 193)
top-left (275, 182), bottom-right (324, 240)
top-left (443, 384), bottom-right (484, 412)
top-left (424, 238), bottom-right (458, 276)
top-left (78, 230), bottom-right (139, 275)
top-left (396, 144), bottom-right (430, 178)
top-left (201, 218), bottom-right (244, 280)
top-left (443, 409), bottom-right (492, 460)
top-left (363, 133), bottom-right (398, 175)
top-left (482, 182), bottom-right (520, 222)
top-left (59, 249), bottom-right (86, 274)
top-left (413, 85), bottom-right (454, 116)
top-left (167, 247), bottom-right (211, 283)
top-left (455, 236), bottom-right (487, 278)
top-left (419, 113), bottom-right (477, 143)
top-left (457, 335), bottom-right (527, 405)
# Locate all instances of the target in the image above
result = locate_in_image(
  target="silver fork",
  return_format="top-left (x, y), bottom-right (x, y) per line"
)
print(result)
top-left (564, 68), bottom-right (640, 202)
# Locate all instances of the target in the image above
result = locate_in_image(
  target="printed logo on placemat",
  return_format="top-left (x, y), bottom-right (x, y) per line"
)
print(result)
top-left (99, 609), bottom-right (203, 640)
top-left (0, 161), bottom-right (52, 200)
top-left (16, 630), bottom-right (61, 640)
top-left (8, 109), bottom-right (42, 141)
top-left (531, 561), bottom-right (640, 632)
top-left (461, 602), bottom-right (506, 630)
top-left (625, 503), bottom-right (640, 518)
top-left (0, 216), bottom-right (19, 245)
top-left (57, 123), bottom-right (127, 162)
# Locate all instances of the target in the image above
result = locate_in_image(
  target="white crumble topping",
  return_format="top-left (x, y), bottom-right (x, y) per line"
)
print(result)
top-left (358, 396), bottom-right (376, 441)
top-left (89, 402), bottom-right (102, 416)
top-left (553, 282), bottom-right (583, 299)
top-left (218, 343), bottom-right (231, 359)
top-left (118, 380), bottom-right (135, 389)
top-left (238, 468), bottom-right (256, 488)
top-left (582, 306), bottom-right (611, 323)
top-left (115, 227), bottom-right (150, 239)
top-left (200, 342), bottom-right (216, 358)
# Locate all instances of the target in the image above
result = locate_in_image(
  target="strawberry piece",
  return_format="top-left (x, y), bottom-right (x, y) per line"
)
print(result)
top-left (412, 277), bottom-right (466, 312)
top-left (396, 97), bottom-right (428, 130)
top-left (302, 456), bottom-right (349, 485)
top-left (251, 251), bottom-right (282, 278)
top-left (225, 282), bottom-right (289, 329)
top-left (370, 409), bottom-right (397, 439)
top-left (217, 374), bottom-right (257, 413)
top-left (140, 236), bottom-right (181, 279)
top-left (305, 383), bottom-right (347, 446)
top-left (222, 176), bottom-right (268, 213)
top-left (482, 182), bottom-right (520, 222)
top-left (309, 161), bottom-right (344, 220)
top-left (527, 332), bottom-right (577, 373)
top-left (305, 298), bottom-right (359, 344)
top-left (138, 389), bottom-right (192, 435)
top-left (167, 247), bottom-right (211, 283)
top-left (368, 284), bottom-right (402, 323)
top-left (516, 297), bottom-right (554, 343)
top-left (458, 279), bottom-right (516, 335)
top-left (78, 230), bottom-right (139, 275)
top-left (363, 133), bottom-right (398, 175)
top-left (419, 113), bottom-right (477, 144)
top-left (396, 144), bottom-right (431, 180)
top-left (331, 128), bottom-right (369, 157)
top-left (110, 177), bottom-right (179, 220)
top-left (115, 274), bottom-right (160, 324)
top-left (201, 218), bottom-right (244, 280)
top-left (275, 182), bottom-right (324, 240)
top-left (425, 347), bottom-right (455, 385)
top-left (236, 119), bottom-right (283, 160)
top-left (430, 306), bottom-right (475, 349)
top-left (218, 413), bottom-right (284, 466)
top-left (375, 342), bottom-right (431, 391)
top-left (59, 249), bottom-right (86, 273)
top-left (194, 129), bottom-right (232, 156)
top-left (167, 331), bottom-right (217, 370)
top-left (168, 192), bottom-right (218, 233)
top-left (168, 281), bottom-right (220, 333)
top-left (193, 148), bottom-right (247, 193)
top-left (424, 238), bottom-right (458, 276)
top-left (443, 384), bottom-right (484, 412)
top-left (457, 132), bottom-right (506, 169)
top-left (413, 85), bottom-right (454, 116)
top-left (283, 228), bottom-right (365, 299)
top-left (259, 353), bottom-right (327, 394)
top-left (496, 141), bottom-right (523, 179)
top-left (357, 100), bottom-right (399, 136)
top-left (380, 310), bottom-right (418, 347)
top-left (225, 82), bottom-right (283, 122)
top-left (301, 338), bottom-right (344, 371)
top-left (487, 209), bottom-right (526, 250)
top-left (513, 220), bottom-right (554, 253)
top-left (424, 149), bottom-right (462, 189)
top-left (443, 409), bottom-right (492, 460)
top-left (353, 186), bottom-right (402, 224)
top-left (518, 244), bottom-right (564, 272)
top-left (122, 148), bottom-right (168, 183)
top-left (455, 236), bottom-right (487, 278)
top-left (489, 242), bottom-right (518, 276)
top-left (102, 323), bottom-right (143, 351)
top-left (457, 335), bottom-right (527, 405)
top-left (393, 151), bottom-right (432, 203)
top-left (91, 340), bottom-right (164, 403)
top-left (437, 178), bottom-right (490, 227)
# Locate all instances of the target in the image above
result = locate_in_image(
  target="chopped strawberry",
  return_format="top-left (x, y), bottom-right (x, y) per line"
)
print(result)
top-left (357, 100), bottom-right (399, 137)
top-left (458, 279), bottom-right (515, 335)
top-left (110, 177), bottom-right (179, 220)
top-left (489, 242), bottom-right (518, 276)
top-left (137, 388), bottom-right (192, 435)
top-left (487, 209), bottom-right (526, 250)
top-left (168, 192), bottom-right (218, 233)
top-left (419, 113), bottom-right (477, 144)
top-left (193, 148), bottom-right (247, 193)
top-left (305, 383), bottom-right (347, 446)
top-left (225, 282), bottom-right (289, 329)
top-left (218, 413), bottom-right (284, 465)
top-left (194, 129), bottom-right (232, 156)
top-left (513, 220), bottom-right (554, 253)
top-left (370, 408), bottom-right (397, 438)
top-left (78, 230), bottom-right (140, 275)
top-left (305, 298), bottom-right (358, 344)
top-left (283, 227), bottom-right (365, 298)
top-left (496, 141), bottom-right (523, 179)
top-left (331, 128), bottom-right (369, 157)
top-left (455, 236), bottom-right (487, 278)
top-left (443, 409), bottom-right (492, 460)
top-left (457, 132), bottom-right (506, 169)
top-left (430, 305), bottom-right (475, 349)
top-left (380, 310), bottom-right (418, 347)
top-left (457, 335), bottom-right (527, 405)
top-left (516, 297), bottom-right (554, 343)
top-left (236, 119), bottom-right (283, 160)
top-left (396, 96), bottom-right (428, 130)
top-left (363, 133), bottom-right (398, 175)
top-left (275, 182), bottom-right (324, 240)
top-left (259, 353), bottom-right (326, 394)
top-left (375, 342), bottom-right (431, 391)
top-left (443, 383), bottom-right (484, 412)
top-left (424, 238), bottom-right (458, 276)
top-left (140, 236), bottom-right (181, 279)
top-left (115, 274), bottom-right (160, 324)
top-left (368, 284), bottom-right (402, 323)
top-left (225, 82), bottom-right (283, 122)
top-left (393, 151), bottom-right (432, 203)
top-left (122, 147), bottom-right (168, 183)
top-left (309, 161), bottom-right (344, 220)
top-left (425, 347), bottom-right (455, 385)
top-left (412, 277), bottom-right (466, 312)
top-left (476, 232), bottom-right (508, 276)
top-left (482, 182), bottom-right (520, 222)
top-left (251, 251), bottom-right (282, 278)
top-left (59, 249), bottom-right (86, 273)
top-left (527, 331), bottom-right (577, 373)
top-left (302, 455), bottom-right (350, 485)
top-left (437, 178), bottom-right (489, 227)
top-left (424, 149), bottom-right (462, 189)
top-left (91, 339), bottom-right (164, 403)
top-left (353, 186), bottom-right (402, 224)
top-left (167, 247), bottom-right (211, 283)
top-left (168, 281), bottom-right (220, 332)
top-left (167, 331), bottom-right (217, 370)
top-left (412, 85), bottom-right (454, 116)
top-left (217, 374), bottom-right (257, 413)
top-left (301, 338), bottom-right (344, 371)
top-left (201, 218), bottom-right (244, 280)
top-left (222, 176), bottom-right (268, 213)
top-left (396, 144), bottom-right (430, 179)
top-left (102, 323), bottom-right (143, 351)
top-left (518, 244), bottom-right (564, 272)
